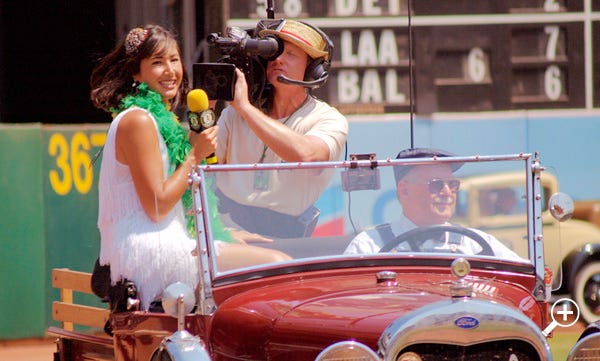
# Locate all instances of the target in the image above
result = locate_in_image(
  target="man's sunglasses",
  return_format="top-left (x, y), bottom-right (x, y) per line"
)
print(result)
top-left (427, 178), bottom-right (461, 193)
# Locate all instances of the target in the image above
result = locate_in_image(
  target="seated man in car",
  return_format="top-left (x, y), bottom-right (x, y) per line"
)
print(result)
top-left (344, 148), bottom-right (525, 261)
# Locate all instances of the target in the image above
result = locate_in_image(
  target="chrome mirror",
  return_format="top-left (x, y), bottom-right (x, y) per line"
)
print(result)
top-left (548, 192), bottom-right (574, 222)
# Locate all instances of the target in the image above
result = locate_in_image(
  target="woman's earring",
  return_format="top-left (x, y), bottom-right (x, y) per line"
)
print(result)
top-left (132, 80), bottom-right (140, 88)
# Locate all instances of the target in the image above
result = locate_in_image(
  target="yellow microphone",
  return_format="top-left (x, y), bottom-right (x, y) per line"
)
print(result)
top-left (187, 89), bottom-right (217, 164)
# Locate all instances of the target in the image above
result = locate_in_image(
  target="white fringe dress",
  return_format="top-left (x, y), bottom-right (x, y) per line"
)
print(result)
top-left (97, 107), bottom-right (198, 311)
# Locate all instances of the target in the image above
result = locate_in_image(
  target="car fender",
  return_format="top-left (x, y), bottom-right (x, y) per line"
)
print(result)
top-left (564, 243), bottom-right (600, 293)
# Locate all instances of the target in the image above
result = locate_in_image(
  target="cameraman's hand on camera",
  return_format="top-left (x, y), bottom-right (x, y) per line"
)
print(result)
top-left (231, 68), bottom-right (251, 112)
top-left (189, 126), bottom-right (218, 162)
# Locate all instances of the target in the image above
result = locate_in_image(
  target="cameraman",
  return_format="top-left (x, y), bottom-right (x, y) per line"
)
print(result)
top-left (215, 19), bottom-right (348, 238)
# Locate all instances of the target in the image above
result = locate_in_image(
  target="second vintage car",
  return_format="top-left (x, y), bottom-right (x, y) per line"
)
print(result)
top-left (453, 170), bottom-right (600, 325)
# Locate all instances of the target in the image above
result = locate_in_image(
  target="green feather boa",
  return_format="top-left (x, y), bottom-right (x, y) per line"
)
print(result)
top-left (112, 83), bottom-right (233, 243)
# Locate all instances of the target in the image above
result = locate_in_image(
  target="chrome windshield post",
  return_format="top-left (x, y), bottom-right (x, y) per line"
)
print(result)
top-left (189, 165), bottom-right (216, 315)
top-left (530, 152), bottom-right (548, 301)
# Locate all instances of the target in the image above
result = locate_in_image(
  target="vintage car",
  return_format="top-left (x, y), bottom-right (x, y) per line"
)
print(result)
top-left (49, 152), bottom-right (569, 360)
top-left (453, 171), bottom-right (600, 324)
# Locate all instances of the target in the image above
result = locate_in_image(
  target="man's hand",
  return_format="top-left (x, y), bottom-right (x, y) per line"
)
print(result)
top-left (231, 68), bottom-right (250, 112)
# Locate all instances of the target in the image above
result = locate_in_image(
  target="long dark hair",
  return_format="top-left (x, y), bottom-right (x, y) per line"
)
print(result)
top-left (90, 24), bottom-right (190, 112)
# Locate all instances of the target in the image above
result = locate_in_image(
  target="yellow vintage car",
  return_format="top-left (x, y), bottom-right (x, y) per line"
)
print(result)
top-left (454, 171), bottom-right (600, 324)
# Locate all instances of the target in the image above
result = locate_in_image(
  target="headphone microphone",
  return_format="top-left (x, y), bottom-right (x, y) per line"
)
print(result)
top-left (272, 20), bottom-right (333, 90)
top-left (276, 74), bottom-right (329, 89)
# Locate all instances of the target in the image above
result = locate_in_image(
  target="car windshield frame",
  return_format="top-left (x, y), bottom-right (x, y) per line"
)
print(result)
top-left (190, 153), bottom-right (541, 287)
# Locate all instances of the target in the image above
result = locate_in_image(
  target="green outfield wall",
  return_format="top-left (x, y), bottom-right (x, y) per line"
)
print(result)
top-left (0, 123), bottom-right (108, 339)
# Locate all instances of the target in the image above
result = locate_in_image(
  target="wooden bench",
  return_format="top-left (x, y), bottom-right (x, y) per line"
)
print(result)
top-left (51, 268), bottom-right (110, 331)
top-left (48, 269), bottom-right (114, 360)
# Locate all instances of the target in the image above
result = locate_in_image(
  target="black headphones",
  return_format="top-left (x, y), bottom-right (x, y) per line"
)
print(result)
top-left (300, 21), bottom-right (334, 84)
top-left (258, 19), bottom-right (334, 89)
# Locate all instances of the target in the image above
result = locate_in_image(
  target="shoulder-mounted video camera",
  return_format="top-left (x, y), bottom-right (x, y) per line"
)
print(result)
top-left (194, 18), bottom-right (333, 105)
top-left (194, 19), bottom-right (284, 104)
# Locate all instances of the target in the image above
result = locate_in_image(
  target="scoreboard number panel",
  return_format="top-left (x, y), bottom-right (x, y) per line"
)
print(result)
top-left (412, 0), bottom-right (581, 14)
top-left (324, 67), bottom-right (411, 114)
top-left (313, 27), bottom-right (412, 114)
top-left (228, 0), bottom-right (597, 114)
top-left (229, 0), bottom-right (405, 19)
top-left (510, 22), bottom-right (584, 108)
top-left (229, 0), bottom-right (314, 19)
top-left (414, 25), bottom-right (510, 114)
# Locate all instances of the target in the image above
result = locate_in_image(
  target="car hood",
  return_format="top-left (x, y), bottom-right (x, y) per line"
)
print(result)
top-left (209, 270), bottom-right (537, 360)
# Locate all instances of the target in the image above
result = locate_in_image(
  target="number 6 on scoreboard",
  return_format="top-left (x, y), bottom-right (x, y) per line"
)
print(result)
top-left (544, 65), bottom-right (562, 101)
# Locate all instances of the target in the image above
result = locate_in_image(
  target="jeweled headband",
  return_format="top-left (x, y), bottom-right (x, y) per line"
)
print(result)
top-left (125, 28), bottom-right (149, 55)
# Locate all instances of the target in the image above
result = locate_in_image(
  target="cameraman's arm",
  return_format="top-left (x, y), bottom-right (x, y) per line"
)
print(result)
top-left (230, 69), bottom-right (330, 162)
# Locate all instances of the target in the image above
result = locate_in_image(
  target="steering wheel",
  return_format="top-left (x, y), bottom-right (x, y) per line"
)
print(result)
top-left (378, 224), bottom-right (494, 256)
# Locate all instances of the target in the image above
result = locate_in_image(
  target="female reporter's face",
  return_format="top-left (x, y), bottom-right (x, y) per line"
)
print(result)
top-left (266, 40), bottom-right (309, 86)
top-left (134, 43), bottom-right (183, 103)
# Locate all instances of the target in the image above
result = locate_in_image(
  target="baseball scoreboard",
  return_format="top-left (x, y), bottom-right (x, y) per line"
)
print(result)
top-left (228, 0), bottom-right (600, 115)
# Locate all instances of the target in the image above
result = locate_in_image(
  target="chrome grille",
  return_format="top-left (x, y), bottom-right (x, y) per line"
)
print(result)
top-left (398, 341), bottom-right (539, 361)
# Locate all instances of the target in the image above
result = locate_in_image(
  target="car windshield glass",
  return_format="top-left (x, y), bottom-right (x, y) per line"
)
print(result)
top-left (196, 155), bottom-right (533, 276)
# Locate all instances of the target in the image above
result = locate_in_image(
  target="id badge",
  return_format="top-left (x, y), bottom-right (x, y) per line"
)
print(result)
top-left (253, 170), bottom-right (269, 190)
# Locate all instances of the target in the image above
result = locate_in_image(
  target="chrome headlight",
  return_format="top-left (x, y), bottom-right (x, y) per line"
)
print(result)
top-left (315, 341), bottom-right (380, 361)
top-left (567, 332), bottom-right (600, 361)
top-left (150, 331), bottom-right (212, 361)
top-left (150, 282), bottom-right (212, 361)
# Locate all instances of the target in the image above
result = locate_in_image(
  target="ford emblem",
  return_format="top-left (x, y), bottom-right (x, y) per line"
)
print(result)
top-left (454, 316), bottom-right (479, 329)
